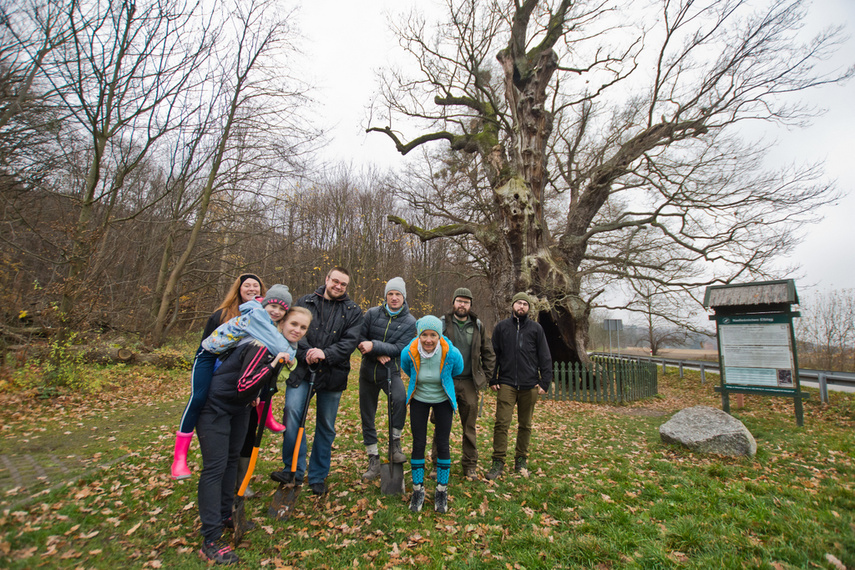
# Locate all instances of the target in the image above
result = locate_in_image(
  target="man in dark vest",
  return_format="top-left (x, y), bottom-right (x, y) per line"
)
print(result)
top-left (357, 277), bottom-right (417, 481)
top-left (437, 287), bottom-right (496, 480)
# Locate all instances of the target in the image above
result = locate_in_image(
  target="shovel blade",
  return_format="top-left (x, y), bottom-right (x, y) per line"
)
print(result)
top-left (268, 483), bottom-right (301, 521)
top-left (232, 495), bottom-right (247, 545)
top-left (380, 462), bottom-right (405, 495)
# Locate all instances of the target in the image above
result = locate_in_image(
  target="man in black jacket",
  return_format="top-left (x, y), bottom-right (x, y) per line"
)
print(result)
top-left (486, 292), bottom-right (552, 481)
top-left (357, 277), bottom-right (417, 481)
top-left (271, 267), bottom-right (364, 496)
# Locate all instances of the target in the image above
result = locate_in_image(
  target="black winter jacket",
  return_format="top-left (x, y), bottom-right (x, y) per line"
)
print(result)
top-left (209, 341), bottom-right (281, 411)
top-left (358, 302), bottom-right (417, 382)
top-left (288, 286), bottom-right (364, 392)
top-left (490, 314), bottom-right (553, 392)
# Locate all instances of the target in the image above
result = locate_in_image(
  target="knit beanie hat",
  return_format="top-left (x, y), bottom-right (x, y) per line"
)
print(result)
top-left (452, 287), bottom-right (473, 301)
top-left (263, 284), bottom-right (292, 309)
top-left (416, 315), bottom-right (443, 336)
top-left (512, 292), bottom-right (533, 306)
top-left (385, 277), bottom-right (407, 300)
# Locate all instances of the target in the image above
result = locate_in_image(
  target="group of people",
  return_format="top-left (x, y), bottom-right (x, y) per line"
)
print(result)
top-left (171, 267), bottom-right (553, 565)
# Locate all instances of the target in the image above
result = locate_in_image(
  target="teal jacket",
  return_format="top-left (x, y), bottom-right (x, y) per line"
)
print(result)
top-left (401, 335), bottom-right (463, 411)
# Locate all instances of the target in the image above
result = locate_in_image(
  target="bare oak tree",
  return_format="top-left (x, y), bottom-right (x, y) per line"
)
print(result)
top-left (627, 282), bottom-right (689, 356)
top-left (369, 0), bottom-right (850, 362)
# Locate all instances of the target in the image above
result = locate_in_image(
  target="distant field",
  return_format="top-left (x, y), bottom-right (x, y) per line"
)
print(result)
top-left (610, 347), bottom-right (719, 361)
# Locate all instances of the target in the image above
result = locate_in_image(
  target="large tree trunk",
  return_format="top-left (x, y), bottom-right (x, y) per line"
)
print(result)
top-left (489, 0), bottom-right (586, 363)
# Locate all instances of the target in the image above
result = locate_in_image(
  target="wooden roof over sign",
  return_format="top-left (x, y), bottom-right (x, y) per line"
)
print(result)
top-left (703, 279), bottom-right (799, 309)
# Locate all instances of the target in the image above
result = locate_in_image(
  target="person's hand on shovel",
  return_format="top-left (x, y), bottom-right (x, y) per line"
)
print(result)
top-left (306, 348), bottom-right (325, 364)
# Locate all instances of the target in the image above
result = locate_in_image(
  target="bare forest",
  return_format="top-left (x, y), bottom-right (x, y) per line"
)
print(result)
top-left (0, 0), bottom-right (483, 351)
top-left (1, 0), bottom-right (852, 371)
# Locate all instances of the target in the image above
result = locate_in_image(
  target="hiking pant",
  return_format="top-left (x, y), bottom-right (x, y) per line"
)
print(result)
top-left (491, 385), bottom-right (539, 463)
top-left (359, 372), bottom-right (407, 447)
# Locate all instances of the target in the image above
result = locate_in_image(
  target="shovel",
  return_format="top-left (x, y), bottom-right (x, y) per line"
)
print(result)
top-left (268, 367), bottom-right (316, 520)
top-left (234, 356), bottom-right (285, 544)
top-left (380, 364), bottom-right (405, 495)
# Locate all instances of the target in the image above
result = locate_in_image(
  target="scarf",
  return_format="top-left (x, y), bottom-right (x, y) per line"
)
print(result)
top-left (417, 339), bottom-right (439, 360)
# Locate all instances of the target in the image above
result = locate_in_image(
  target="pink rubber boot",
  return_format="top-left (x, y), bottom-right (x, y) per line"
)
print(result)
top-left (171, 431), bottom-right (193, 480)
top-left (258, 403), bottom-right (285, 433)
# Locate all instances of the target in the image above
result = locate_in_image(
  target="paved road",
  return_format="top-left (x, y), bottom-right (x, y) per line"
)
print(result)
top-left (593, 353), bottom-right (855, 393)
top-left (799, 379), bottom-right (855, 394)
top-left (0, 399), bottom-right (183, 510)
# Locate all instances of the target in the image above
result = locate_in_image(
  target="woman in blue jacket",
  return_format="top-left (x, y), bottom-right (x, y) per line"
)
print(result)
top-left (401, 315), bottom-right (463, 513)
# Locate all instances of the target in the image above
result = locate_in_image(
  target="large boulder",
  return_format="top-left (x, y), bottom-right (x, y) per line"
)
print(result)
top-left (659, 406), bottom-right (757, 457)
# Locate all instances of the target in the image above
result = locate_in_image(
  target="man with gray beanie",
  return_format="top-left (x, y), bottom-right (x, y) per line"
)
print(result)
top-left (434, 287), bottom-right (496, 480)
top-left (357, 277), bottom-right (417, 481)
top-left (486, 292), bottom-right (552, 481)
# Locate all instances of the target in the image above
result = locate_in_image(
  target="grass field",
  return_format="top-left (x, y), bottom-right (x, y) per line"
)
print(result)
top-left (0, 355), bottom-right (853, 569)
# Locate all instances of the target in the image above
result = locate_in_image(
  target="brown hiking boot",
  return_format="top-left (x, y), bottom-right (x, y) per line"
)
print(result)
top-left (390, 438), bottom-right (406, 464)
top-left (485, 460), bottom-right (504, 481)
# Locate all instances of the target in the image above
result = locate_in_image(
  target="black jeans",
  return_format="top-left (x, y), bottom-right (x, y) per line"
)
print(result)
top-left (196, 400), bottom-right (251, 542)
top-left (410, 398), bottom-right (453, 462)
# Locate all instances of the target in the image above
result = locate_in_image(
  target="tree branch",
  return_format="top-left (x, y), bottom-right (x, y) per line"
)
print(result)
top-left (387, 215), bottom-right (476, 242)
top-left (366, 126), bottom-right (478, 155)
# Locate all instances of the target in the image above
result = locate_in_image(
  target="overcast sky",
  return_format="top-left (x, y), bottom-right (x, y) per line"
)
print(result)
top-left (295, 0), bottom-right (855, 308)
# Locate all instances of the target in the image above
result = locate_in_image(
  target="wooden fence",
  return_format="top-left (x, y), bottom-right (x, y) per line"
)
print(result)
top-left (545, 357), bottom-right (658, 403)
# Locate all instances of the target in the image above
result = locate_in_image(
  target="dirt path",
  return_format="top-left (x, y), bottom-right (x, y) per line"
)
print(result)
top-left (0, 398), bottom-right (186, 509)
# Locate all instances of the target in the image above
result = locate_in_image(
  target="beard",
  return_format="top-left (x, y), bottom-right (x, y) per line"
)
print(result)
top-left (513, 307), bottom-right (528, 319)
top-left (326, 287), bottom-right (345, 300)
top-left (453, 306), bottom-right (470, 319)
